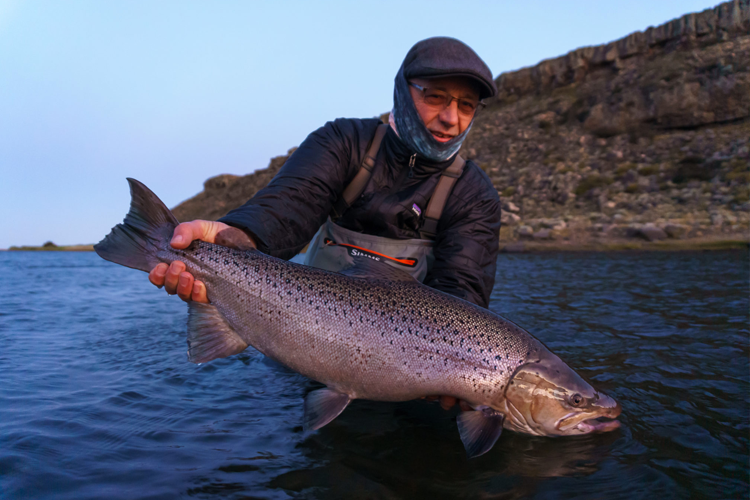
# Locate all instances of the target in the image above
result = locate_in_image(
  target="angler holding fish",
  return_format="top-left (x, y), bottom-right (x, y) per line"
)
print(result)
top-left (99, 37), bottom-right (621, 458)
top-left (152, 37), bottom-right (503, 413)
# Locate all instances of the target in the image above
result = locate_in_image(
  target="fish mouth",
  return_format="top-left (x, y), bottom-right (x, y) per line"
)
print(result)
top-left (556, 401), bottom-right (621, 434)
top-left (576, 416), bottom-right (621, 433)
top-left (556, 414), bottom-right (621, 434)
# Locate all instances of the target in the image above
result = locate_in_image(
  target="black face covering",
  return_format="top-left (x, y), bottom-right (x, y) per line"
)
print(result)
top-left (392, 66), bottom-right (473, 162)
top-left (391, 37), bottom-right (497, 163)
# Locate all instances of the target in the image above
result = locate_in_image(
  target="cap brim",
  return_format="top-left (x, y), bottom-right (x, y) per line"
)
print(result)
top-left (409, 71), bottom-right (495, 100)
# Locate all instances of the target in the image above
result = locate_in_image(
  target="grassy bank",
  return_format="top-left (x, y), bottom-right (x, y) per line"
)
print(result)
top-left (5, 244), bottom-right (95, 251)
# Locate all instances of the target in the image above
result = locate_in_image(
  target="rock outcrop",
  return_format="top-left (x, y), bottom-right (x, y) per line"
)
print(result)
top-left (173, 0), bottom-right (749, 249)
top-left (460, 0), bottom-right (749, 247)
top-left (172, 150), bottom-right (295, 222)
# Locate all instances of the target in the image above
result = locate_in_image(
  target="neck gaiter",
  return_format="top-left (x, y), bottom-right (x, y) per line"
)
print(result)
top-left (391, 65), bottom-right (473, 162)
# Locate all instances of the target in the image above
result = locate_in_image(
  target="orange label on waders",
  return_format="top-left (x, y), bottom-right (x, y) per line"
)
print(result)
top-left (323, 239), bottom-right (417, 267)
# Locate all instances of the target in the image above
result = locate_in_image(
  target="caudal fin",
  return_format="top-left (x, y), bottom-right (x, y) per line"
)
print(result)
top-left (94, 178), bottom-right (179, 272)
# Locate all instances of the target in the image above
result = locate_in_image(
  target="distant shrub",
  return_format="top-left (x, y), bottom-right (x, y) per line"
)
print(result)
top-left (42, 241), bottom-right (57, 248)
top-left (672, 156), bottom-right (721, 184)
top-left (723, 157), bottom-right (749, 183)
top-left (733, 186), bottom-right (750, 204)
top-left (574, 174), bottom-right (612, 196)
top-left (625, 183), bottom-right (640, 193)
top-left (502, 187), bottom-right (516, 197)
top-left (637, 165), bottom-right (659, 176)
top-left (728, 171), bottom-right (750, 183)
top-left (615, 163), bottom-right (637, 176)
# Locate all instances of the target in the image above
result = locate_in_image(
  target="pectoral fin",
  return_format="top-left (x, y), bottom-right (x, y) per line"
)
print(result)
top-left (303, 388), bottom-right (351, 432)
top-left (457, 408), bottom-right (505, 458)
top-left (186, 302), bottom-right (248, 364)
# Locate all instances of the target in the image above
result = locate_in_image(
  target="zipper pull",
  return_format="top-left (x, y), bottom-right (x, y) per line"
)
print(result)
top-left (408, 153), bottom-right (416, 178)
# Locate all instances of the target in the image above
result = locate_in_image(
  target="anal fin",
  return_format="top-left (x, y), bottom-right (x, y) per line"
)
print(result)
top-left (457, 408), bottom-right (505, 458)
top-left (303, 388), bottom-right (351, 432)
top-left (187, 302), bottom-right (248, 364)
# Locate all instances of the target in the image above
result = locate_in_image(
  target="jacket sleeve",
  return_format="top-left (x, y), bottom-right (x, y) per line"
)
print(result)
top-left (423, 167), bottom-right (501, 308)
top-left (218, 118), bottom-right (378, 260)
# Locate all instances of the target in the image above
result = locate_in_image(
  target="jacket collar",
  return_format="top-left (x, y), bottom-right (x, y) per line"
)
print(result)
top-left (383, 126), bottom-right (456, 178)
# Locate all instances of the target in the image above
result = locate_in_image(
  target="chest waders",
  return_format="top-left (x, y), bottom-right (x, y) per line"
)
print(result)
top-left (303, 124), bottom-right (465, 282)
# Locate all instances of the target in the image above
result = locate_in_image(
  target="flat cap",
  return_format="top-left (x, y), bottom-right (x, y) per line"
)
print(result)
top-left (401, 37), bottom-right (497, 100)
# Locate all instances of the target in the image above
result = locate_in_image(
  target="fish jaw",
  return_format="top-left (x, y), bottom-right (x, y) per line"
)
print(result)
top-left (502, 349), bottom-right (622, 437)
top-left (555, 394), bottom-right (621, 435)
top-left (574, 416), bottom-right (621, 434)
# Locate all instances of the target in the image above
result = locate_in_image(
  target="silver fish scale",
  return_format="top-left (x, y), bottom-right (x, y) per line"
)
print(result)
top-left (161, 242), bottom-right (543, 407)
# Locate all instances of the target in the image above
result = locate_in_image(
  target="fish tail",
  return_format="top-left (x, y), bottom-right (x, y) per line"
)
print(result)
top-left (94, 178), bottom-right (179, 272)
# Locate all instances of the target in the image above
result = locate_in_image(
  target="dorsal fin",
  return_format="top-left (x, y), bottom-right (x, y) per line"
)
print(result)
top-left (339, 259), bottom-right (417, 282)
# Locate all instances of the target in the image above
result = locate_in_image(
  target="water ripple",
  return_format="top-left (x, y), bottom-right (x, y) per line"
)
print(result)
top-left (0, 250), bottom-right (747, 499)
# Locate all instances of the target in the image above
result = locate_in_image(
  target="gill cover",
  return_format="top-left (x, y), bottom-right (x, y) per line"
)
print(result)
top-left (504, 349), bottom-right (620, 436)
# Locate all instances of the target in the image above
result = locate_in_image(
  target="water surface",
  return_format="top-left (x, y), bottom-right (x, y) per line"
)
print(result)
top-left (0, 251), bottom-right (747, 499)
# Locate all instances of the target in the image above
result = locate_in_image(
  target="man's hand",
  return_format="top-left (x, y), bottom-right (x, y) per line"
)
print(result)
top-left (423, 395), bottom-right (472, 411)
top-left (148, 220), bottom-right (256, 303)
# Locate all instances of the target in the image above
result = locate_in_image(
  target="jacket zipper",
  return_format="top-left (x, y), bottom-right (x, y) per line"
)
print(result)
top-left (408, 153), bottom-right (416, 178)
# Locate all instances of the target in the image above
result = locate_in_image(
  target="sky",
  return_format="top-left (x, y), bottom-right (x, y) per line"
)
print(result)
top-left (0, 0), bottom-right (722, 249)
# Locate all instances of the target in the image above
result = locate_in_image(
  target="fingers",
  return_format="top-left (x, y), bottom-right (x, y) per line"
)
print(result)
top-left (425, 396), bottom-right (471, 412)
top-left (215, 226), bottom-right (257, 250)
top-left (191, 280), bottom-right (210, 303)
top-left (163, 261), bottom-right (186, 295)
top-left (149, 261), bottom-right (209, 303)
top-left (176, 272), bottom-right (194, 302)
top-left (176, 273), bottom-right (210, 303)
top-left (171, 221), bottom-right (202, 249)
top-left (439, 396), bottom-right (457, 411)
top-left (171, 220), bottom-right (234, 249)
top-left (149, 263), bottom-right (169, 287)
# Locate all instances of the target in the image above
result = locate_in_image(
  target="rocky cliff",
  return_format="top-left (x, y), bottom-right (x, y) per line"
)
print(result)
top-left (174, 0), bottom-right (750, 250)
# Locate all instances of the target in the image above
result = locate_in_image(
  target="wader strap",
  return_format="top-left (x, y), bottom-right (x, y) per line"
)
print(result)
top-left (331, 123), bottom-right (389, 219)
top-left (420, 154), bottom-right (465, 240)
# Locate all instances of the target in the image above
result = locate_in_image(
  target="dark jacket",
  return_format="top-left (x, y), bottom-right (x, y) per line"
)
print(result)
top-left (219, 117), bottom-right (501, 308)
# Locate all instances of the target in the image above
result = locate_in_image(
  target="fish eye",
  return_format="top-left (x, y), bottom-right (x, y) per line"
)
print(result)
top-left (569, 393), bottom-right (585, 407)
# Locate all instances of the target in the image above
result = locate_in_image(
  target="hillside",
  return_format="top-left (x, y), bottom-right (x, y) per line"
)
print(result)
top-left (174, 0), bottom-right (749, 250)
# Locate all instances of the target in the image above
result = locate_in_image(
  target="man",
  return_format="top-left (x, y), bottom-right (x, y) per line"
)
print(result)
top-left (149, 37), bottom-right (501, 409)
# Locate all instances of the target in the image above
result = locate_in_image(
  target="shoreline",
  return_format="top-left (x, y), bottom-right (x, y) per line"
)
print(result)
top-left (3, 237), bottom-right (747, 253)
top-left (3, 244), bottom-right (95, 252)
top-left (500, 236), bottom-right (748, 253)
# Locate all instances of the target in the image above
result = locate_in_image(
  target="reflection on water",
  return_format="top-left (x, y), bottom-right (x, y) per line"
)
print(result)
top-left (0, 251), bottom-right (747, 499)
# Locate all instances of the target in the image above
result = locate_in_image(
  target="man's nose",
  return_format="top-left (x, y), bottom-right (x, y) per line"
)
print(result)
top-left (438, 100), bottom-right (459, 127)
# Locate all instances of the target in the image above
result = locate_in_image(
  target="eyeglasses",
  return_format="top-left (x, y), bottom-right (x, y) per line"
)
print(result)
top-left (409, 82), bottom-right (485, 117)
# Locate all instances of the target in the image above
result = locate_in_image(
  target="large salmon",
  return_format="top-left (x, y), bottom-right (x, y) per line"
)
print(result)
top-left (95, 179), bottom-right (621, 458)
